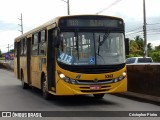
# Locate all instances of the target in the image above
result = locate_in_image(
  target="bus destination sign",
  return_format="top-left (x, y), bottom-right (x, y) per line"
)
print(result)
top-left (60, 18), bottom-right (123, 28)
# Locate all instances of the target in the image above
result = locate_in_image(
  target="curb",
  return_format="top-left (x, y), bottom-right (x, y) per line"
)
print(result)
top-left (119, 91), bottom-right (160, 103)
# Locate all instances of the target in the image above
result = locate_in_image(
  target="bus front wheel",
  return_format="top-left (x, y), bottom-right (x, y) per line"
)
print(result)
top-left (93, 93), bottom-right (105, 99)
top-left (42, 77), bottom-right (51, 100)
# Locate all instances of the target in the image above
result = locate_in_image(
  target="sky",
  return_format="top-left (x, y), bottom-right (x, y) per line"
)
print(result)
top-left (0, 0), bottom-right (160, 53)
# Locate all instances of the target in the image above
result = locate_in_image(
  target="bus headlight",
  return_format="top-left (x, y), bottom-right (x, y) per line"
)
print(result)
top-left (113, 72), bottom-right (127, 83)
top-left (114, 78), bottom-right (119, 82)
top-left (58, 72), bottom-right (76, 84)
top-left (59, 73), bottom-right (65, 79)
top-left (118, 72), bottom-right (127, 81)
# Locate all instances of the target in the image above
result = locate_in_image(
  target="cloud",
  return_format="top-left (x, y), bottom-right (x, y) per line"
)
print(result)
top-left (0, 0), bottom-right (160, 52)
top-left (0, 21), bottom-right (19, 31)
top-left (0, 31), bottom-right (19, 53)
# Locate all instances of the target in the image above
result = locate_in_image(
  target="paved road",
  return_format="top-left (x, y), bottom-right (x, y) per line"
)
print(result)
top-left (0, 69), bottom-right (159, 120)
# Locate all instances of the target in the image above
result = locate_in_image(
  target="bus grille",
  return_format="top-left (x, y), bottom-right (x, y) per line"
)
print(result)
top-left (80, 89), bottom-right (109, 93)
top-left (76, 79), bottom-right (113, 85)
top-left (80, 86), bottom-right (110, 89)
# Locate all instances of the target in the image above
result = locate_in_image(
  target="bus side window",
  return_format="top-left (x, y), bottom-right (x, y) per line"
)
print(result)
top-left (32, 33), bottom-right (39, 55)
top-left (23, 38), bottom-right (27, 56)
top-left (20, 39), bottom-right (24, 55)
top-left (39, 30), bottom-right (46, 55)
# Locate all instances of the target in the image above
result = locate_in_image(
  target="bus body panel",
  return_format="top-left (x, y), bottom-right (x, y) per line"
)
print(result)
top-left (14, 57), bottom-right (18, 78)
top-left (31, 56), bottom-right (41, 88)
top-left (20, 56), bottom-right (27, 83)
top-left (54, 63), bottom-right (127, 95)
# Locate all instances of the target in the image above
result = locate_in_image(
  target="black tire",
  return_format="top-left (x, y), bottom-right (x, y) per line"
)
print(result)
top-left (93, 93), bottom-right (105, 99)
top-left (21, 72), bottom-right (28, 89)
top-left (42, 77), bottom-right (51, 100)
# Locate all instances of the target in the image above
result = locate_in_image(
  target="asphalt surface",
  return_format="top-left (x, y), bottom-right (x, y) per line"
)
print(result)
top-left (0, 69), bottom-right (160, 120)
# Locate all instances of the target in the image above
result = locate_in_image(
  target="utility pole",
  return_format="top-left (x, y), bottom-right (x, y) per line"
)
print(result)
top-left (7, 44), bottom-right (9, 54)
top-left (143, 0), bottom-right (147, 57)
top-left (67, 0), bottom-right (70, 15)
top-left (6, 44), bottom-right (10, 61)
top-left (18, 13), bottom-right (23, 34)
top-left (6, 44), bottom-right (13, 60)
top-left (61, 0), bottom-right (70, 15)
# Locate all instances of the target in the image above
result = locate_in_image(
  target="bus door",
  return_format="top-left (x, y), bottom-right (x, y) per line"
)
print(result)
top-left (27, 37), bottom-right (31, 85)
top-left (17, 42), bottom-right (21, 79)
top-left (47, 29), bottom-right (56, 91)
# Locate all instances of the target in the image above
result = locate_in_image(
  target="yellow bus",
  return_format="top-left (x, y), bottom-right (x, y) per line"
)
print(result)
top-left (14, 15), bottom-right (128, 99)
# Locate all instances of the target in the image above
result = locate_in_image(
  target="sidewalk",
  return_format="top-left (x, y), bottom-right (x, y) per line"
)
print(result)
top-left (0, 60), bottom-right (14, 70)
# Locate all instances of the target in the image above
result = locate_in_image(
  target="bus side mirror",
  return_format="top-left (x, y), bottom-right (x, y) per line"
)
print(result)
top-left (125, 38), bottom-right (129, 55)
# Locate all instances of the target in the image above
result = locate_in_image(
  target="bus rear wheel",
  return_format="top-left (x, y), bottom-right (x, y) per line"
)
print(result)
top-left (21, 72), bottom-right (28, 89)
top-left (93, 93), bottom-right (105, 99)
top-left (42, 77), bottom-right (51, 100)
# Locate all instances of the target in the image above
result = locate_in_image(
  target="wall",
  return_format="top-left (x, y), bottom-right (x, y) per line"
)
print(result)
top-left (127, 64), bottom-right (160, 97)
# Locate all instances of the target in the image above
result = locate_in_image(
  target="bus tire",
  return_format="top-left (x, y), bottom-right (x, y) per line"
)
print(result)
top-left (93, 93), bottom-right (105, 99)
top-left (42, 77), bottom-right (51, 100)
top-left (21, 72), bottom-right (28, 89)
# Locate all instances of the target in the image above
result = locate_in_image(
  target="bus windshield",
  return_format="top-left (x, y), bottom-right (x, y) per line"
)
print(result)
top-left (57, 32), bottom-right (125, 65)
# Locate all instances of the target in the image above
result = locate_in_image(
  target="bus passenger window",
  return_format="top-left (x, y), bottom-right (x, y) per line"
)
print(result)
top-left (23, 38), bottom-right (27, 55)
top-left (20, 39), bottom-right (24, 55)
top-left (39, 30), bottom-right (46, 55)
top-left (32, 33), bottom-right (39, 55)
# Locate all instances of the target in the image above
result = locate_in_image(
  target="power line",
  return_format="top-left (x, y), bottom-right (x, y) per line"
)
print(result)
top-left (126, 26), bottom-right (143, 33)
top-left (96, 0), bottom-right (122, 14)
top-left (147, 23), bottom-right (160, 25)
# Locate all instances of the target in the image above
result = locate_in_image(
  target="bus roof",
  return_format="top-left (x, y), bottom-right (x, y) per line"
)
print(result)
top-left (14, 15), bottom-right (123, 42)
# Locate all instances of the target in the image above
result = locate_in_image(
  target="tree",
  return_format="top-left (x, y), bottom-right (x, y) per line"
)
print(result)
top-left (128, 40), bottom-right (140, 57)
top-left (150, 51), bottom-right (160, 62)
top-left (134, 36), bottom-right (144, 56)
top-left (128, 36), bottom-right (153, 57)
top-left (149, 45), bottom-right (160, 62)
top-left (155, 45), bottom-right (160, 51)
top-left (9, 49), bottom-right (14, 53)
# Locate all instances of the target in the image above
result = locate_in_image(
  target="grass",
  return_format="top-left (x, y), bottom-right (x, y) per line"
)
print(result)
top-left (0, 57), bottom-right (5, 60)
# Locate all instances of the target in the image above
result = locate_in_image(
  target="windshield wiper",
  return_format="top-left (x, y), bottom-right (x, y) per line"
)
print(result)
top-left (97, 35), bottom-right (101, 55)
top-left (97, 32), bottom-right (110, 55)
top-left (75, 36), bottom-right (79, 60)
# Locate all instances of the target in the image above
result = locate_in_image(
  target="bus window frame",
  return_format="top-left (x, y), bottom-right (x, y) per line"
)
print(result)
top-left (23, 38), bottom-right (27, 56)
top-left (39, 30), bottom-right (47, 56)
top-left (20, 39), bottom-right (24, 56)
top-left (32, 33), bottom-right (39, 56)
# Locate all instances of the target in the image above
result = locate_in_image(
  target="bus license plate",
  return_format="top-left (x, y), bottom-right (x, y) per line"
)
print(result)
top-left (90, 85), bottom-right (101, 90)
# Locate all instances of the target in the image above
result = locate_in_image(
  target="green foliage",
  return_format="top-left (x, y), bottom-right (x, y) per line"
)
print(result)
top-left (128, 36), bottom-right (160, 62)
top-left (149, 45), bottom-right (160, 62)
top-left (150, 51), bottom-right (160, 62)
top-left (9, 49), bottom-right (14, 53)
top-left (0, 57), bottom-right (4, 60)
top-left (155, 45), bottom-right (160, 51)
